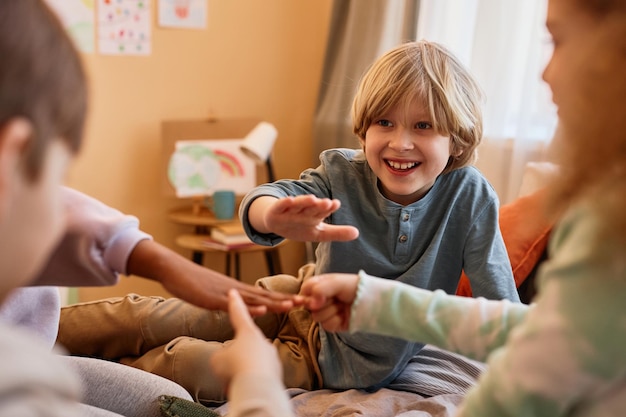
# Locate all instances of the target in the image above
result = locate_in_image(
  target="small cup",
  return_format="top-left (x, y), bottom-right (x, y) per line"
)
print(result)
top-left (207, 190), bottom-right (236, 220)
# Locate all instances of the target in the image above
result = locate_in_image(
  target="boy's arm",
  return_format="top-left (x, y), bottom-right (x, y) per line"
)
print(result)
top-left (246, 195), bottom-right (278, 234)
top-left (243, 194), bottom-right (359, 244)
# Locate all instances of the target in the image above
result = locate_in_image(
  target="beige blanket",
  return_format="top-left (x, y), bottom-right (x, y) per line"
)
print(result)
top-left (287, 388), bottom-right (464, 417)
top-left (213, 345), bottom-right (481, 416)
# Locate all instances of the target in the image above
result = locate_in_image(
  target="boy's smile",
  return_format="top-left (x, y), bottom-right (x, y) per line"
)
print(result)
top-left (362, 99), bottom-right (453, 206)
top-left (385, 159), bottom-right (420, 172)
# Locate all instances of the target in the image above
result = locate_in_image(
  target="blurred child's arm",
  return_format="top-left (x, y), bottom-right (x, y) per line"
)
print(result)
top-left (459, 208), bottom-right (626, 417)
top-left (211, 290), bottom-right (294, 417)
top-left (247, 195), bottom-right (359, 242)
top-left (304, 271), bottom-right (529, 362)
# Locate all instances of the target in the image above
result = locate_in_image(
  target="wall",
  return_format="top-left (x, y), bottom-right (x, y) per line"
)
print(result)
top-left (72, 1), bottom-right (333, 301)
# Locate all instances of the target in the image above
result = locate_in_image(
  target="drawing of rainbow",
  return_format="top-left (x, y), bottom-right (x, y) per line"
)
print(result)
top-left (213, 149), bottom-right (245, 177)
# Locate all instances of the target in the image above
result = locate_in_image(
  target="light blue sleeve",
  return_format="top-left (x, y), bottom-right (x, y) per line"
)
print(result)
top-left (238, 156), bottom-right (335, 246)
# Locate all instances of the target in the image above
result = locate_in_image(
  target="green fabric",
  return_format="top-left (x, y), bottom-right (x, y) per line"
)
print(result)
top-left (159, 395), bottom-right (221, 417)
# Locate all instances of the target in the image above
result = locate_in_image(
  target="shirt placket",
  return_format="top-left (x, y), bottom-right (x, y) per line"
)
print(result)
top-left (395, 209), bottom-right (412, 257)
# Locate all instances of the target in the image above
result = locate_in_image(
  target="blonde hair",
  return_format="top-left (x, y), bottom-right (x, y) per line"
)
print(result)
top-left (351, 40), bottom-right (484, 174)
top-left (548, 4), bottom-right (626, 247)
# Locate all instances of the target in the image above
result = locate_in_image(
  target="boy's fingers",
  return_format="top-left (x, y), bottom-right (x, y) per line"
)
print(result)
top-left (277, 196), bottom-right (340, 216)
top-left (315, 224), bottom-right (359, 242)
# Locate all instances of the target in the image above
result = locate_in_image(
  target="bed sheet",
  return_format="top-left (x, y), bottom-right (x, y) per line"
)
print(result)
top-left (213, 345), bottom-right (483, 416)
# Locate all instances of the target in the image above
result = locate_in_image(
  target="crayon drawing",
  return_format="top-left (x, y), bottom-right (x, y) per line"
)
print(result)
top-left (98, 0), bottom-right (151, 55)
top-left (159, 0), bottom-right (207, 29)
top-left (168, 140), bottom-right (256, 198)
top-left (45, 0), bottom-right (95, 53)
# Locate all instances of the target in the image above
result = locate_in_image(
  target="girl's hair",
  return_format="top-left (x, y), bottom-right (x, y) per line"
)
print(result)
top-left (0, 0), bottom-right (87, 181)
top-left (575, 0), bottom-right (626, 16)
top-left (548, 1), bottom-right (626, 247)
top-left (351, 40), bottom-right (484, 174)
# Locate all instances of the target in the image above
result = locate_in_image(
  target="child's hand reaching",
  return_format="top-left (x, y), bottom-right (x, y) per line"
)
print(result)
top-left (249, 195), bottom-right (359, 242)
top-left (301, 273), bottom-right (360, 333)
top-left (210, 289), bottom-right (283, 391)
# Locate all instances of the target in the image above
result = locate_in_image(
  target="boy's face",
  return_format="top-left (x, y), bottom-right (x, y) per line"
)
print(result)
top-left (361, 99), bottom-right (453, 205)
top-left (0, 129), bottom-right (71, 297)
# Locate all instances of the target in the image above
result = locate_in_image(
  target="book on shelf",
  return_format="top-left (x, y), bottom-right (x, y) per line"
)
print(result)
top-left (200, 237), bottom-right (256, 251)
top-left (210, 222), bottom-right (253, 245)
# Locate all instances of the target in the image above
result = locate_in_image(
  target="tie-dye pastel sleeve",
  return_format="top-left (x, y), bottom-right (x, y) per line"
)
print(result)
top-left (350, 271), bottom-right (528, 362)
top-left (457, 207), bottom-right (626, 417)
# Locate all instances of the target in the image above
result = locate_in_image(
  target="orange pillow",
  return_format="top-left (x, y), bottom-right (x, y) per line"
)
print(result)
top-left (456, 188), bottom-right (553, 297)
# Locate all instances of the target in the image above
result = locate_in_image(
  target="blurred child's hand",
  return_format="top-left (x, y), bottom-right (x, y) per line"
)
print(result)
top-left (210, 289), bottom-right (283, 390)
top-left (301, 274), bottom-right (360, 332)
top-left (263, 195), bottom-right (359, 242)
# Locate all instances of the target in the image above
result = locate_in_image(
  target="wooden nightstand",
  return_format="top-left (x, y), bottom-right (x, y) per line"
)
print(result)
top-left (168, 205), bottom-right (283, 279)
top-left (174, 234), bottom-right (283, 280)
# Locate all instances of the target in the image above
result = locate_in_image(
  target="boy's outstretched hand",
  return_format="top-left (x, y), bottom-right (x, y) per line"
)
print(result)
top-left (301, 273), bottom-right (360, 333)
top-left (250, 195), bottom-right (359, 242)
top-left (210, 289), bottom-right (284, 390)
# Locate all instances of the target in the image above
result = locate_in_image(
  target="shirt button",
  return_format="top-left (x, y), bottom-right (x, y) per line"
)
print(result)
top-left (402, 213), bottom-right (410, 222)
top-left (399, 235), bottom-right (408, 243)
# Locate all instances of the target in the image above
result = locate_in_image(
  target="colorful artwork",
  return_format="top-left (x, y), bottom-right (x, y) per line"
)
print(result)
top-left (158, 0), bottom-right (207, 29)
top-left (98, 0), bottom-right (151, 55)
top-left (45, 0), bottom-right (95, 53)
top-left (168, 140), bottom-right (256, 198)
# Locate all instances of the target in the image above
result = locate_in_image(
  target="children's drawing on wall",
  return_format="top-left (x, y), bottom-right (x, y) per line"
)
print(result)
top-left (159, 0), bottom-right (207, 29)
top-left (168, 140), bottom-right (256, 198)
top-left (98, 0), bottom-right (151, 55)
top-left (45, 0), bottom-right (95, 53)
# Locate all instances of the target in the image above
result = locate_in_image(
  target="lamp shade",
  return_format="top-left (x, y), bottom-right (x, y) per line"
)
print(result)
top-left (239, 121), bottom-right (277, 164)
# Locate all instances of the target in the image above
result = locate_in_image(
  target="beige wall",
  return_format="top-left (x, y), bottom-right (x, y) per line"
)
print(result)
top-left (72, 1), bottom-right (333, 301)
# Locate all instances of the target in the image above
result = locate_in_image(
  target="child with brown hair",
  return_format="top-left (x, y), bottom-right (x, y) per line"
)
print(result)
top-left (0, 1), bottom-right (296, 415)
top-left (0, 1), bottom-right (94, 414)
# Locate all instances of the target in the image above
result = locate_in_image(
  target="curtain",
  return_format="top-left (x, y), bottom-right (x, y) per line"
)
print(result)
top-left (417, 0), bottom-right (557, 203)
top-left (311, 0), bottom-right (420, 166)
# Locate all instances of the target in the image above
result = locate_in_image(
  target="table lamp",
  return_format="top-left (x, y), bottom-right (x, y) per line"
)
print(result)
top-left (239, 121), bottom-right (278, 182)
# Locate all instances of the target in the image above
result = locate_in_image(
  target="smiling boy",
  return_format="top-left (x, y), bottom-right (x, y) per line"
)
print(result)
top-left (239, 40), bottom-right (519, 390)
